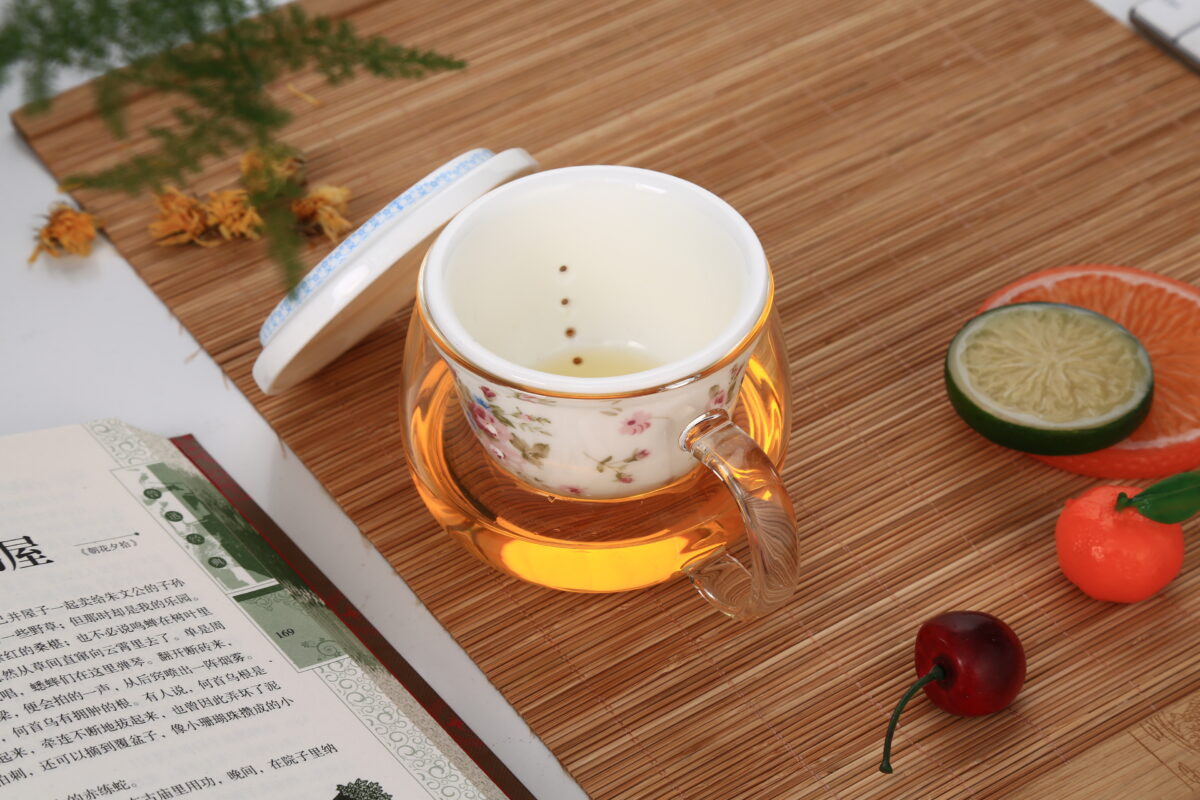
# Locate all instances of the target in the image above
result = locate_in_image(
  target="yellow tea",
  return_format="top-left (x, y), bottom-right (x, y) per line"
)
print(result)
top-left (532, 346), bottom-right (662, 378)
top-left (402, 319), bottom-right (791, 593)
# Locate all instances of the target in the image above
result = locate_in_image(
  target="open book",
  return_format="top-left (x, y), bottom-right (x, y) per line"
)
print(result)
top-left (0, 419), bottom-right (534, 800)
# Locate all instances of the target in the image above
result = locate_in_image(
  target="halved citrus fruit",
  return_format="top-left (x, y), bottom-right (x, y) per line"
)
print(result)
top-left (980, 265), bottom-right (1200, 478)
top-left (945, 303), bottom-right (1153, 455)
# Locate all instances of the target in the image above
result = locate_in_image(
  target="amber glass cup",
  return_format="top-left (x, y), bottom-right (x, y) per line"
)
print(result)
top-left (401, 166), bottom-right (801, 619)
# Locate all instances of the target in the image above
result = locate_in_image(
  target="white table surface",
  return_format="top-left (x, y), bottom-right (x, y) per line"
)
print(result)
top-left (0, 2), bottom-right (1142, 798)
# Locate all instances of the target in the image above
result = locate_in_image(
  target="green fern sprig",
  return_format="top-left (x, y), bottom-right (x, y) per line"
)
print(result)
top-left (2, 0), bottom-right (466, 285)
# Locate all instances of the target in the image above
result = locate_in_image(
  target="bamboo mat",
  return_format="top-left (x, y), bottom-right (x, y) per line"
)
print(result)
top-left (14, 0), bottom-right (1200, 796)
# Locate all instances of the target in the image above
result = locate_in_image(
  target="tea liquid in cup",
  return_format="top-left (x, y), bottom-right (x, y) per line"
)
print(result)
top-left (401, 310), bottom-right (792, 602)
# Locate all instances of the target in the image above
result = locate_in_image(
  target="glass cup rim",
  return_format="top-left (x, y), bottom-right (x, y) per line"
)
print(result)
top-left (418, 165), bottom-right (771, 398)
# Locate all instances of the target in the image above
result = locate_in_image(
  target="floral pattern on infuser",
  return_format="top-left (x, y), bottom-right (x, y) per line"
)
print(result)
top-left (618, 410), bottom-right (652, 435)
top-left (508, 434), bottom-right (549, 466)
top-left (511, 390), bottom-right (556, 406)
top-left (469, 402), bottom-right (506, 441)
top-left (590, 448), bottom-right (652, 484)
top-left (706, 384), bottom-right (728, 410)
top-left (465, 386), bottom-right (551, 467)
top-left (453, 356), bottom-right (750, 495)
top-left (729, 359), bottom-right (747, 394)
top-left (707, 359), bottom-right (747, 411)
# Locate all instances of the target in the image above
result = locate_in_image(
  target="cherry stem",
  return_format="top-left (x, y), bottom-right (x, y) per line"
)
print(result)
top-left (879, 663), bottom-right (946, 774)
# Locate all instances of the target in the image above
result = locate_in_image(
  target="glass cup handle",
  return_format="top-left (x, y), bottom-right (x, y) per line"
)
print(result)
top-left (679, 410), bottom-right (801, 620)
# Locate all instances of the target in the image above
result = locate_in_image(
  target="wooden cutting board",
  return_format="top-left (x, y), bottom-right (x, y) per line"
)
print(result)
top-left (14, 0), bottom-right (1200, 796)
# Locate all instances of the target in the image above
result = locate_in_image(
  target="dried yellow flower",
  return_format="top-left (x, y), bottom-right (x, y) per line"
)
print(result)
top-left (28, 203), bottom-right (102, 263)
top-left (239, 148), bottom-right (306, 193)
top-left (205, 189), bottom-right (263, 241)
top-left (293, 185), bottom-right (352, 242)
top-left (142, 152), bottom-right (350, 254)
top-left (149, 186), bottom-right (216, 247)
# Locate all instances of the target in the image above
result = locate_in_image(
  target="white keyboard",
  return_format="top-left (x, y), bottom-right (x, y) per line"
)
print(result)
top-left (1131, 0), bottom-right (1200, 69)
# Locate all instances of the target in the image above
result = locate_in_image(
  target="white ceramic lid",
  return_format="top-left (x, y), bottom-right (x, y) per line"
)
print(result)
top-left (252, 147), bottom-right (539, 395)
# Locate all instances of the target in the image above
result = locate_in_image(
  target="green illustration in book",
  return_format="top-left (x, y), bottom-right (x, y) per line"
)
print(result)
top-left (123, 461), bottom-right (272, 589)
top-left (119, 457), bottom-right (372, 667)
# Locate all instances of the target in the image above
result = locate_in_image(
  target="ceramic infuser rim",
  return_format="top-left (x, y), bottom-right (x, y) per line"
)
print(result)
top-left (415, 285), bottom-right (774, 402)
top-left (418, 165), bottom-right (773, 398)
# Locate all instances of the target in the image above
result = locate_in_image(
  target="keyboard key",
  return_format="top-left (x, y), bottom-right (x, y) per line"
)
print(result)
top-left (1131, 0), bottom-right (1200, 40)
top-left (1174, 26), bottom-right (1200, 63)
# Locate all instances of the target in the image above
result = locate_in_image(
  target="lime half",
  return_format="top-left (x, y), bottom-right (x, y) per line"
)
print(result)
top-left (945, 302), bottom-right (1154, 455)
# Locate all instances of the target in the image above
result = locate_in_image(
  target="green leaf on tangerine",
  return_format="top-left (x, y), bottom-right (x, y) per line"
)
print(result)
top-left (1116, 471), bottom-right (1200, 524)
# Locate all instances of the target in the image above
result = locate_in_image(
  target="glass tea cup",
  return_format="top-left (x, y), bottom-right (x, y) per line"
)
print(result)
top-left (403, 165), bottom-right (801, 619)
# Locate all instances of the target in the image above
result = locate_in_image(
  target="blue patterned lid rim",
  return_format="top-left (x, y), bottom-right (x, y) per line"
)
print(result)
top-left (258, 148), bottom-right (496, 347)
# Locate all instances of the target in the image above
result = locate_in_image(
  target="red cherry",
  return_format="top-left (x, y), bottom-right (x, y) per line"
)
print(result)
top-left (915, 611), bottom-right (1026, 716)
top-left (880, 611), bottom-right (1026, 773)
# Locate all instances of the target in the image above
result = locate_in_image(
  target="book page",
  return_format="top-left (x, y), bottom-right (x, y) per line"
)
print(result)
top-left (0, 420), bottom-right (507, 800)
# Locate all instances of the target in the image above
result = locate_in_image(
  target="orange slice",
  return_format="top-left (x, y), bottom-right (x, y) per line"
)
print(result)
top-left (979, 265), bottom-right (1200, 478)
